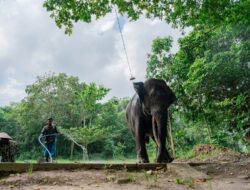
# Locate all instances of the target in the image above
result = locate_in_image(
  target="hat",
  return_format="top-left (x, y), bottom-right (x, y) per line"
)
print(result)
top-left (48, 117), bottom-right (53, 121)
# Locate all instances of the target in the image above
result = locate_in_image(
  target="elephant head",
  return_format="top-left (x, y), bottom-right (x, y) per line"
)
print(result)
top-left (133, 78), bottom-right (176, 162)
top-left (133, 79), bottom-right (176, 115)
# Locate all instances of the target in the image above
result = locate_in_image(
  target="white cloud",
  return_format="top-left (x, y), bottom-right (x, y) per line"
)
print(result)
top-left (0, 78), bottom-right (25, 103)
top-left (0, 0), bottom-right (182, 106)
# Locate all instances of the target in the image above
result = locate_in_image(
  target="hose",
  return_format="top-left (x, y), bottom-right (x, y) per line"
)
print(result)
top-left (38, 133), bottom-right (59, 163)
top-left (38, 133), bottom-right (88, 163)
top-left (62, 133), bottom-right (88, 160)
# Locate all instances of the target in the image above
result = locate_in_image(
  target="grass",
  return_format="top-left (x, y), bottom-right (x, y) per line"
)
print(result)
top-left (176, 177), bottom-right (194, 188)
top-left (175, 150), bottom-right (195, 160)
top-left (16, 160), bottom-right (37, 163)
top-left (26, 163), bottom-right (34, 174)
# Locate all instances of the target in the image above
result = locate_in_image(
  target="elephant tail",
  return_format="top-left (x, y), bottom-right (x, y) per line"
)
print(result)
top-left (152, 116), bottom-right (160, 147)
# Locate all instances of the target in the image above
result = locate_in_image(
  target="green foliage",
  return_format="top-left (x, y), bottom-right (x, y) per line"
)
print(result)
top-left (26, 164), bottom-right (34, 174)
top-left (146, 36), bottom-right (173, 79)
top-left (75, 83), bottom-right (110, 128)
top-left (88, 98), bottom-right (135, 159)
top-left (143, 170), bottom-right (158, 185)
top-left (113, 142), bottom-right (126, 159)
top-left (0, 73), bottom-right (135, 160)
top-left (0, 106), bottom-right (19, 138)
top-left (43, 0), bottom-right (250, 34)
top-left (146, 23), bottom-right (250, 153)
top-left (146, 139), bottom-right (157, 161)
top-left (61, 125), bottom-right (112, 147)
top-left (7, 73), bottom-right (87, 159)
top-left (176, 177), bottom-right (194, 188)
top-left (2, 1), bottom-right (250, 161)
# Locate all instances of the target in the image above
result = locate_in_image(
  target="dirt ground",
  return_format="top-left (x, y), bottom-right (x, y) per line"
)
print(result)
top-left (1, 145), bottom-right (250, 190)
top-left (0, 156), bottom-right (249, 190)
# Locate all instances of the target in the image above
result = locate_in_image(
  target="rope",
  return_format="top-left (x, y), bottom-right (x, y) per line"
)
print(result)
top-left (114, 7), bottom-right (135, 81)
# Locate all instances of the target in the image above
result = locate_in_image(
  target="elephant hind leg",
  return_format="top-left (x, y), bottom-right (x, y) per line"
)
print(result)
top-left (145, 136), bottom-right (149, 144)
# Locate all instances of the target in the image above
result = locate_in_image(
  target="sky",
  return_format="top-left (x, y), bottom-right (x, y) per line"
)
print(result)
top-left (0, 0), bottom-right (183, 106)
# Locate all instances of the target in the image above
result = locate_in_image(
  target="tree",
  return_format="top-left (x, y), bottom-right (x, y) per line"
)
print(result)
top-left (185, 25), bottom-right (250, 149)
top-left (0, 106), bottom-right (20, 138)
top-left (60, 125), bottom-right (113, 160)
top-left (9, 73), bottom-right (87, 159)
top-left (146, 23), bottom-right (250, 153)
top-left (88, 97), bottom-right (136, 159)
top-left (62, 83), bottom-right (110, 160)
top-left (2, 72), bottom-right (136, 160)
top-left (75, 83), bottom-right (110, 128)
top-left (146, 36), bottom-right (173, 79)
top-left (43, 0), bottom-right (250, 34)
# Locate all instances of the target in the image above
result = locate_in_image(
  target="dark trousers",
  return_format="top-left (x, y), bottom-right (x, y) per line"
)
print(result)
top-left (44, 142), bottom-right (56, 160)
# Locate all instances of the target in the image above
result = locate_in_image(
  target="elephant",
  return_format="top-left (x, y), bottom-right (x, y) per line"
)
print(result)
top-left (126, 78), bottom-right (177, 163)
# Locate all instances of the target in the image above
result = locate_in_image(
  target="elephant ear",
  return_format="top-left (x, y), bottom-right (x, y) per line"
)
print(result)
top-left (168, 88), bottom-right (177, 106)
top-left (133, 82), bottom-right (145, 102)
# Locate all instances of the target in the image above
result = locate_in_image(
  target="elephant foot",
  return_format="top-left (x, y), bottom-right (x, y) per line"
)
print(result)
top-left (157, 156), bottom-right (173, 163)
top-left (156, 152), bottom-right (174, 163)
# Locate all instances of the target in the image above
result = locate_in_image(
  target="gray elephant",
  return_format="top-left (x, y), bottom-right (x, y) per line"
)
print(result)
top-left (126, 78), bottom-right (176, 163)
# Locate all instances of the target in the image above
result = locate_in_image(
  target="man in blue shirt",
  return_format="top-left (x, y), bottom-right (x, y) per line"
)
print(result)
top-left (40, 117), bottom-right (59, 162)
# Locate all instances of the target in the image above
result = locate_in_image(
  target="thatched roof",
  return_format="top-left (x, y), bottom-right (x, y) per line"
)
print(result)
top-left (0, 132), bottom-right (12, 140)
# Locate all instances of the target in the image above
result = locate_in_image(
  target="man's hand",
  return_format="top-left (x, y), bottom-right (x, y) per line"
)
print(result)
top-left (59, 133), bottom-right (64, 136)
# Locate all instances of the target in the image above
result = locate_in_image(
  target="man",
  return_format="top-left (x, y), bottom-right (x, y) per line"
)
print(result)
top-left (40, 117), bottom-right (59, 162)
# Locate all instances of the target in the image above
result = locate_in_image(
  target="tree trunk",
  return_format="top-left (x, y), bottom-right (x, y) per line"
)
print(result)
top-left (198, 95), bottom-right (212, 144)
top-left (82, 144), bottom-right (88, 160)
top-left (83, 118), bottom-right (86, 127)
top-left (89, 117), bottom-right (92, 128)
top-left (203, 115), bottom-right (212, 144)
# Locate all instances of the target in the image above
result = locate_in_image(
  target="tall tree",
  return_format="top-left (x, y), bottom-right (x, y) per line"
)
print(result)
top-left (10, 73), bottom-right (86, 159)
top-left (146, 24), bottom-right (250, 152)
top-left (75, 83), bottom-right (110, 128)
top-left (60, 125), bottom-right (112, 160)
top-left (146, 36), bottom-right (173, 79)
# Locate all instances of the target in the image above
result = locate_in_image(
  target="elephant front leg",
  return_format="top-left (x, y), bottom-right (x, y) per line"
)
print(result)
top-left (156, 133), bottom-right (173, 163)
top-left (154, 117), bottom-right (173, 163)
top-left (135, 126), bottom-right (149, 163)
top-left (156, 147), bottom-right (173, 163)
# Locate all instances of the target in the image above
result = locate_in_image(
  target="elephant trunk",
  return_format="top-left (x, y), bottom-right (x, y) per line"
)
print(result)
top-left (152, 116), bottom-right (160, 147)
top-left (152, 113), bottom-right (167, 150)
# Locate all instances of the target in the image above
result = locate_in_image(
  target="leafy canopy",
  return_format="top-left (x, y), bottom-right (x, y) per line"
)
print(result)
top-left (146, 23), bottom-right (250, 151)
top-left (43, 0), bottom-right (250, 34)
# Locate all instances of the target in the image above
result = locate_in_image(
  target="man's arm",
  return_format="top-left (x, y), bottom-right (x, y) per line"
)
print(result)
top-left (54, 126), bottom-right (62, 135)
top-left (54, 126), bottom-right (58, 133)
top-left (40, 126), bottom-right (47, 137)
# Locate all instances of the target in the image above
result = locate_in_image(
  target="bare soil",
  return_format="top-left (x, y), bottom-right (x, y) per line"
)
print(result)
top-left (0, 146), bottom-right (249, 190)
top-left (0, 158), bottom-right (249, 190)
